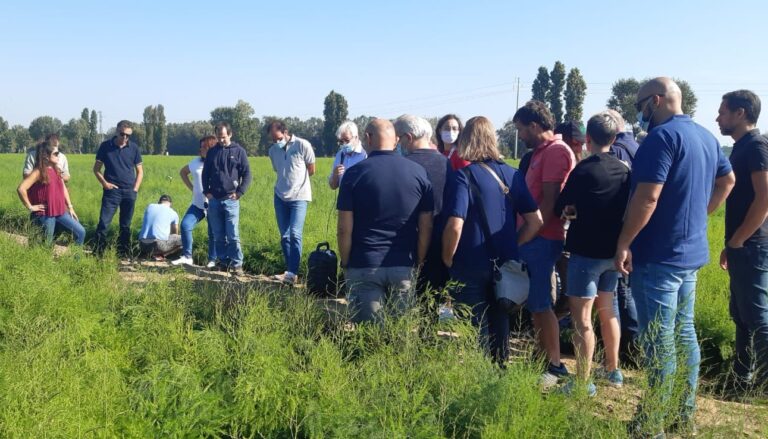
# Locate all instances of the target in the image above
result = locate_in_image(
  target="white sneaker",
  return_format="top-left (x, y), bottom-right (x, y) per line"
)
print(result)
top-left (171, 255), bottom-right (193, 266)
top-left (206, 260), bottom-right (217, 269)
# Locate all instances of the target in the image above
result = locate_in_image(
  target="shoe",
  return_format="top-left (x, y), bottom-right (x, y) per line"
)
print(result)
top-left (559, 379), bottom-right (597, 397)
top-left (540, 362), bottom-right (569, 389)
top-left (206, 260), bottom-right (217, 269)
top-left (231, 265), bottom-right (245, 276)
top-left (272, 271), bottom-right (297, 285)
top-left (595, 367), bottom-right (624, 388)
top-left (153, 255), bottom-right (165, 262)
top-left (171, 255), bottom-right (194, 266)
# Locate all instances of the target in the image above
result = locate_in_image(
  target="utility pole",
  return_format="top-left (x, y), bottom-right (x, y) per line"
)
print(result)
top-left (514, 76), bottom-right (520, 159)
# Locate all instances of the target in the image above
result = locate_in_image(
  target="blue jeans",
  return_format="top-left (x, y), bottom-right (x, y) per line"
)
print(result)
top-left (727, 243), bottom-right (768, 384)
top-left (33, 212), bottom-right (86, 245)
top-left (274, 195), bottom-right (308, 274)
top-left (95, 188), bottom-right (137, 253)
top-left (207, 197), bottom-right (243, 267)
top-left (631, 262), bottom-right (700, 420)
top-left (180, 205), bottom-right (216, 261)
top-left (450, 269), bottom-right (510, 365)
top-left (519, 236), bottom-right (564, 312)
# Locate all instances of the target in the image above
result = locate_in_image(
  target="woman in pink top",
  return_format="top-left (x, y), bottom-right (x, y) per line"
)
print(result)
top-left (436, 114), bottom-right (470, 171)
top-left (17, 141), bottom-right (85, 245)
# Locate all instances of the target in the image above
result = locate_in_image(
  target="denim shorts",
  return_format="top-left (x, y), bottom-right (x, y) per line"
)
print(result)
top-left (519, 237), bottom-right (564, 312)
top-left (566, 254), bottom-right (619, 298)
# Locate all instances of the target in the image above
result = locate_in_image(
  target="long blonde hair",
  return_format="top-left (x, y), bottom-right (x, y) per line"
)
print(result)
top-left (457, 116), bottom-right (500, 162)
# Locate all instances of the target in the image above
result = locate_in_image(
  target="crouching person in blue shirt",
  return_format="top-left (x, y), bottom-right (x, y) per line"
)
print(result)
top-left (337, 119), bottom-right (434, 323)
top-left (442, 116), bottom-right (542, 366)
top-left (138, 194), bottom-right (181, 260)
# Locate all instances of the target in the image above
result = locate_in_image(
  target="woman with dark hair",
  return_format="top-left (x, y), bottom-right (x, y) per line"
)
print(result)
top-left (17, 141), bottom-right (85, 245)
top-left (436, 114), bottom-right (470, 171)
top-left (171, 136), bottom-right (219, 267)
top-left (442, 116), bottom-right (543, 365)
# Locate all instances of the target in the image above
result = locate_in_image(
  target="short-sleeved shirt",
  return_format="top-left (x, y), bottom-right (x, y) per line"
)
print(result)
top-left (444, 161), bottom-right (537, 281)
top-left (187, 157), bottom-right (206, 209)
top-left (95, 138), bottom-right (142, 189)
top-left (269, 135), bottom-right (316, 201)
top-left (337, 150), bottom-right (434, 268)
top-left (726, 129), bottom-right (768, 244)
top-left (24, 148), bottom-right (70, 178)
top-left (631, 115), bottom-right (732, 268)
top-left (406, 149), bottom-right (450, 217)
top-left (556, 153), bottom-right (631, 259)
top-left (524, 134), bottom-right (575, 241)
top-left (328, 144), bottom-right (367, 186)
top-left (29, 167), bottom-right (67, 217)
top-left (138, 203), bottom-right (179, 241)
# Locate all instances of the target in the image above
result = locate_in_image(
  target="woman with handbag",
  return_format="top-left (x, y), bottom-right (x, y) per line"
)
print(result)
top-left (442, 116), bottom-right (543, 365)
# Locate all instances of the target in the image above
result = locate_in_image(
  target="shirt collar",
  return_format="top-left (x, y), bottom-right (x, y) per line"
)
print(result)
top-left (734, 128), bottom-right (762, 148)
top-left (535, 133), bottom-right (563, 151)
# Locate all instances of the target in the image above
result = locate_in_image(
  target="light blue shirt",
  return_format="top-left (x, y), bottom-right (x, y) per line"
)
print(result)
top-left (138, 203), bottom-right (179, 241)
top-left (328, 145), bottom-right (367, 186)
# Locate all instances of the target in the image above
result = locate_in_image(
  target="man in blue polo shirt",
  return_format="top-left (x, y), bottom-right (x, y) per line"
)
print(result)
top-left (337, 118), bottom-right (434, 323)
top-left (614, 77), bottom-right (735, 435)
top-left (93, 120), bottom-right (143, 256)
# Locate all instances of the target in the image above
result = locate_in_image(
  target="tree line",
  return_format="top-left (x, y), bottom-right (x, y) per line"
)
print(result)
top-left (0, 73), bottom-right (699, 157)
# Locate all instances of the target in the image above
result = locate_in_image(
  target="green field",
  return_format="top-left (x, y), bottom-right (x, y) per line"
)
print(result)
top-left (0, 153), bottom-right (759, 437)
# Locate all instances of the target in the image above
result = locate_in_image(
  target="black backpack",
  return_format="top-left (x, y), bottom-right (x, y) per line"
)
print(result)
top-left (306, 242), bottom-right (338, 297)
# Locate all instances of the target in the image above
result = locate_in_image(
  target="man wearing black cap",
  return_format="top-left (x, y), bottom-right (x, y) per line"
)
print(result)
top-left (137, 194), bottom-right (182, 259)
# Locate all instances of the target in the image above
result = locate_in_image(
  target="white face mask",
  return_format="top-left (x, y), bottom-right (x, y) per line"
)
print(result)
top-left (440, 130), bottom-right (459, 145)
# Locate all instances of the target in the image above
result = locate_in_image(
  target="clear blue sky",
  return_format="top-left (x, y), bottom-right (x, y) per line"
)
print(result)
top-left (1, 0), bottom-right (766, 146)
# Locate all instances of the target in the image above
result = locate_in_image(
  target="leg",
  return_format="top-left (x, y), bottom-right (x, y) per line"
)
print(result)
top-left (617, 276), bottom-right (640, 365)
top-left (570, 297), bottom-right (596, 380)
top-left (156, 235), bottom-right (183, 257)
top-left (674, 269), bottom-right (701, 419)
top-left (451, 271), bottom-right (494, 358)
top-left (32, 215), bottom-right (56, 245)
top-left (205, 211), bottom-right (217, 262)
top-left (117, 189), bottom-right (137, 254)
top-left (180, 205), bottom-right (205, 258)
top-left (384, 266), bottom-right (416, 320)
top-left (95, 189), bottom-right (120, 253)
top-left (223, 199), bottom-right (242, 267)
top-left (55, 212), bottom-right (86, 246)
top-left (286, 200), bottom-right (308, 275)
top-left (207, 199), bottom-right (228, 265)
top-left (345, 267), bottom-right (386, 323)
top-left (728, 246), bottom-right (753, 381)
top-left (274, 195), bottom-right (291, 272)
top-left (596, 292), bottom-right (620, 371)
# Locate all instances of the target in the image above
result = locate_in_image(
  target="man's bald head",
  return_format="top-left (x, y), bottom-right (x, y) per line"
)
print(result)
top-left (364, 118), bottom-right (397, 153)
top-left (638, 77), bottom-right (683, 113)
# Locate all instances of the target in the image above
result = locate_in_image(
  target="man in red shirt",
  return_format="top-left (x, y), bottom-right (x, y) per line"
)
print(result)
top-left (513, 101), bottom-right (576, 388)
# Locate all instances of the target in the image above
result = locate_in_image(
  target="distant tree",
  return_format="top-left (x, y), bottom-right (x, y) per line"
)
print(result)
top-left (154, 104), bottom-right (168, 155)
top-left (352, 115), bottom-right (374, 136)
top-left (291, 116), bottom-right (324, 150)
top-left (531, 66), bottom-right (551, 103)
top-left (496, 119), bottom-right (521, 159)
top-left (322, 90), bottom-right (349, 156)
top-left (89, 110), bottom-right (99, 147)
top-left (0, 117), bottom-right (12, 153)
top-left (210, 100), bottom-right (261, 155)
top-left (675, 78), bottom-right (698, 117)
top-left (564, 68), bottom-right (587, 123)
top-left (142, 106), bottom-right (156, 154)
top-left (10, 125), bottom-right (32, 153)
top-left (607, 78), bottom-right (642, 124)
top-left (28, 116), bottom-right (63, 141)
top-left (549, 61), bottom-right (566, 124)
top-left (167, 121), bottom-right (215, 155)
top-left (62, 118), bottom-right (88, 153)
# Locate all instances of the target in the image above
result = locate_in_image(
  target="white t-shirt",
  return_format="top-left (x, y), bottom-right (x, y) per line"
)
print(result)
top-left (188, 157), bottom-right (206, 209)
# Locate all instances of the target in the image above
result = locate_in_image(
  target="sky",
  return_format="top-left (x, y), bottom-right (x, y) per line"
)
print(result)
top-left (1, 0), bottom-right (767, 146)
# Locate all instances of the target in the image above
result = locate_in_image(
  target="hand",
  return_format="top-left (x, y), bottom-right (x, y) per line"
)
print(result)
top-left (228, 193), bottom-right (240, 200)
top-left (333, 164), bottom-right (345, 178)
top-left (562, 205), bottom-right (577, 220)
top-left (69, 207), bottom-right (79, 221)
top-left (28, 204), bottom-right (45, 213)
top-left (720, 248), bottom-right (728, 270)
top-left (615, 246), bottom-right (633, 276)
top-left (726, 238), bottom-right (744, 249)
top-left (103, 182), bottom-right (118, 190)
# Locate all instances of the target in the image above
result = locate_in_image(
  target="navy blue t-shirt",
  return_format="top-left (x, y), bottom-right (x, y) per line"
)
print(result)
top-left (95, 138), bottom-right (142, 189)
top-left (444, 161), bottom-right (537, 281)
top-left (337, 151), bottom-right (434, 268)
top-left (406, 149), bottom-right (450, 217)
top-left (631, 115), bottom-right (732, 269)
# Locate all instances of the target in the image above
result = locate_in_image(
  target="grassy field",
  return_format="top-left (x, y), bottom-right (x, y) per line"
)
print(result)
top-left (0, 153), bottom-right (760, 437)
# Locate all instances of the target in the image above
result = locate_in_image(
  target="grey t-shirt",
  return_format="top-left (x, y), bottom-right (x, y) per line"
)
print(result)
top-left (23, 147), bottom-right (70, 178)
top-left (268, 135), bottom-right (315, 201)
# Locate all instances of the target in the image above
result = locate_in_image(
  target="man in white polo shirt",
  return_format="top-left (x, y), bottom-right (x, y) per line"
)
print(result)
top-left (267, 119), bottom-right (316, 285)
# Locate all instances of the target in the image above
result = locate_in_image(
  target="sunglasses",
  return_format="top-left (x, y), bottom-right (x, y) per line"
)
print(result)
top-left (118, 132), bottom-right (131, 138)
top-left (634, 94), bottom-right (663, 112)
top-left (52, 151), bottom-right (60, 156)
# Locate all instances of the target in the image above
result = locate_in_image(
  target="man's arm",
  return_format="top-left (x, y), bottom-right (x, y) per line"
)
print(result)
top-left (235, 149), bottom-right (252, 199)
top-left (708, 171), bottom-right (735, 214)
top-left (518, 210), bottom-right (544, 246)
top-left (60, 156), bottom-right (71, 183)
top-left (171, 223), bottom-right (179, 235)
top-left (133, 164), bottom-right (143, 192)
top-left (442, 217), bottom-right (463, 267)
top-left (416, 211), bottom-right (433, 265)
top-left (93, 161), bottom-right (116, 189)
top-left (307, 163), bottom-right (316, 176)
top-left (540, 181), bottom-right (563, 225)
top-left (728, 170), bottom-right (768, 247)
top-left (614, 182), bottom-right (663, 275)
top-left (337, 210), bottom-right (354, 267)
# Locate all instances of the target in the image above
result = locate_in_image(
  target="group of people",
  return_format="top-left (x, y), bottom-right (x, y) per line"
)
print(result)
top-left (15, 77), bottom-right (768, 436)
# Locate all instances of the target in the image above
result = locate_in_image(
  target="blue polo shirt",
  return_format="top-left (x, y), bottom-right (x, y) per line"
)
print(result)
top-left (337, 150), bottom-right (434, 268)
top-left (631, 115), bottom-right (732, 269)
top-left (444, 161), bottom-right (537, 281)
top-left (95, 138), bottom-right (142, 189)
